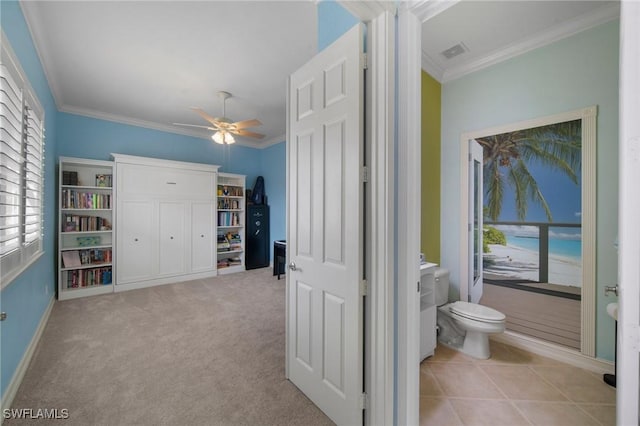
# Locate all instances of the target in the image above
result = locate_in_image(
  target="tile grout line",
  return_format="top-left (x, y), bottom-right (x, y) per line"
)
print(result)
top-left (474, 360), bottom-right (535, 426)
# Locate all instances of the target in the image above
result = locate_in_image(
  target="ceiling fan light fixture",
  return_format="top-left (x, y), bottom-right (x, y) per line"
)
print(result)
top-left (212, 131), bottom-right (235, 145)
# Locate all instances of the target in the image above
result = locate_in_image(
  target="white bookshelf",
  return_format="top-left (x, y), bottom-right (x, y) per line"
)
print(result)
top-left (58, 157), bottom-right (115, 300)
top-left (216, 173), bottom-right (245, 274)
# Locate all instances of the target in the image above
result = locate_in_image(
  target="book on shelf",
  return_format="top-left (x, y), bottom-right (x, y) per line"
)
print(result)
top-left (65, 267), bottom-right (112, 288)
top-left (62, 171), bottom-right (78, 185)
top-left (62, 189), bottom-right (112, 209)
top-left (61, 250), bottom-right (81, 268)
top-left (62, 214), bottom-right (111, 232)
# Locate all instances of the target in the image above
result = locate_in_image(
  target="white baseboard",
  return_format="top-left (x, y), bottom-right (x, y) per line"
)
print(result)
top-left (491, 331), bottom-right (614, 374)
top-left (1, 296), bottom-right (55, 420)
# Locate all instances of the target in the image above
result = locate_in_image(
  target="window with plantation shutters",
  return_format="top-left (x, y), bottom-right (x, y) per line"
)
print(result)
top-left (1, 32), bottom-right (45, 288)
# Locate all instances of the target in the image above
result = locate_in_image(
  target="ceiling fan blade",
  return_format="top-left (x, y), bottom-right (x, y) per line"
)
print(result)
top-left (232, 119), bottom-right (262, 129)
top-left (233, 129), bottom-right (265, 139)
top-left (173, 123), bottom-right (217, 131)
top-left (191, 107), bottom-right (222, 127)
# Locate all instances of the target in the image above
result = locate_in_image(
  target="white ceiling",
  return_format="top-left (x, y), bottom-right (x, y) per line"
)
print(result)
top-left (20, 1), bottom-right (317, 148)
top-left (420, 0), bottom-right (619, 83)
top-left (20, 1), bottom-right (620, 149)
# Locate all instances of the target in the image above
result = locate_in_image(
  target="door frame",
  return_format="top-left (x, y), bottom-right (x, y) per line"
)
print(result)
top-left (458, 107), bottom-right (598, 355)
top-left (617, 1), bottom-right (640, 422)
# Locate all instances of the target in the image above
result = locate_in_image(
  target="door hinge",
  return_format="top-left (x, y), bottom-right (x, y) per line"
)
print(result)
top-left (417, 281), bottom-right (421, 293)
top-left (359, 392), bottom-right (368, 410)
top-left (361, 166), bottom-right (369, 183)
top-left (469, 152), bottom-right (472, 161)
top-left (361, 53), bottom-right (368, 70)
top-left (360, 279), bottom-right (368, 296)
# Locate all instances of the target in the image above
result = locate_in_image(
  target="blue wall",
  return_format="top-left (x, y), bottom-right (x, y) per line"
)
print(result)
top-left (56, 112), bottom-right (262, 185)
top-left (318, 0), bottom-right (359, 51)
top-left (258, 142), bottom-right (286, 253)
top-left (440, 20), bottom-right (620, 361)
top-left (1, 1), bottom-right (58, 398)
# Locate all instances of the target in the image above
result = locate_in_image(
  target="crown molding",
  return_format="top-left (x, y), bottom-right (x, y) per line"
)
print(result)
top-left (409, 0), bottom-right (459, 23)
top-left (338, 0), bottom-right (395, 21)
top-left (439, 1), bottom-right (620, 83)
top-left (421, 50), bottom-right (444, 82)
top-left (20, 2), bottom-right (64, 111)
top-left (59, 105), bottom-right (272, 149)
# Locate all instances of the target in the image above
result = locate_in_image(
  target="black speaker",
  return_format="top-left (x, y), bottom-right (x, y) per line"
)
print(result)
top-left (246, 204), bottom-right (270, 269)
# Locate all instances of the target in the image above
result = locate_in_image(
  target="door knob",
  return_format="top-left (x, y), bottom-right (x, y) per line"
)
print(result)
top-left (604, 285), bottom-right (618, 296)
top-left (289, 262), bottom-right (297, 271)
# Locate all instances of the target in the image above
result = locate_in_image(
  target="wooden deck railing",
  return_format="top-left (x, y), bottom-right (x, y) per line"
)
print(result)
top-left (484, 221), bottom-right (581, 283)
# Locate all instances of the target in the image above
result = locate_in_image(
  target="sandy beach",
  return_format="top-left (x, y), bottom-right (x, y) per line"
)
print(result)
top-left (484, 243), bottom-right (581, 287)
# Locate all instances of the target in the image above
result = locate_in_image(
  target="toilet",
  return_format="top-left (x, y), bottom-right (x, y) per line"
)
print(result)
top-left (432, 268), bottom-right (506, 359)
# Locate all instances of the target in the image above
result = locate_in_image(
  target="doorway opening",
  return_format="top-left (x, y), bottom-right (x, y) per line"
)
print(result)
top-left (460, 106), bottom-right (597, 356)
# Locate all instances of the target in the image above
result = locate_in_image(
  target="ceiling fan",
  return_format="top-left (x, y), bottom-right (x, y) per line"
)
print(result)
top-left (174, 91), bottom-right (265, 145)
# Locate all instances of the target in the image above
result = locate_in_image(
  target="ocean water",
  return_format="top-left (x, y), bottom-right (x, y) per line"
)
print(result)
top-left (507, 235), bottom-right (582, 261)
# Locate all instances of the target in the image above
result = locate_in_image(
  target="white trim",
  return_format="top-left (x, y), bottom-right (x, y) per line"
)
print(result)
top-left (491, 333), bottom-right (614, 375)
top-left (111, 153), bottom-right (220, 172)
top-left (458, 106), bottom-right (598, 357)
top-left (60, 105), bottom-right (268, 149)
top-left (338, 0), bottom-right (395, 22)
top-left (617, 2), bottom-right (640, 423)
top-left (0, 296), bottom-right (55, 420)
top-left (421, 50), bottom-right (445, 82)
top-left (411, 0), bottom-right (459, 23)
top-left (440, 2), bottom-right (619, 83)
top-left (365, 11), bottom-right (395, 426)
top-left (396, 5), bottom-right (422, 426)
top-left (19, 2), bottom-right (64, 111)
top-left (113, 270), bottom-right (218, 293)
top-left (417, 2), bottom-right (620, 83)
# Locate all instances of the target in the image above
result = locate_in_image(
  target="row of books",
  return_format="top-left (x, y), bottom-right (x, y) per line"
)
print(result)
top-left (61, 248), bottom-right (112, 268)
top-left (217, 257), bottom-right (242, 269)
top-left (217, 185), bottom-right (243, 197)
top-left (63, 214), bottom-right (111, 232)
top-left (217, 198), bottom-right (241, 210)
top-left (62, 190), bottom-right (112, 209)
top-left (217, 234), bottom-right (242, 252)
top-left (218, 212), bottom-right (241, 227)
top-left (64, 267), bottom-right (112, 288)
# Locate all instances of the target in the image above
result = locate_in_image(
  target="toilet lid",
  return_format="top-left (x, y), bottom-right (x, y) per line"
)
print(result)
top-left (449, 301), bottom-right (505, 323)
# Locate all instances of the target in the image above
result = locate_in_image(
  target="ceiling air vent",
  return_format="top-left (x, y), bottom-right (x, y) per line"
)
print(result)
top-left (441, 42), bottom-right (468, 60)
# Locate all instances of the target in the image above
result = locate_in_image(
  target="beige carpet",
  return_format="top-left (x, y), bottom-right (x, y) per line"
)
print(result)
top-left (7, 268), bottom-right (334, 426)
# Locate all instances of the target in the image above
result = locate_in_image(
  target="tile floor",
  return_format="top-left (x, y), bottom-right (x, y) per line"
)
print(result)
top-left (420, 341), bottom-right (616, 426)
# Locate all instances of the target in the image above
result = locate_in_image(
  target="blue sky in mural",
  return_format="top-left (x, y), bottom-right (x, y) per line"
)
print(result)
top-left (494, 163), bottom-right (582, 224)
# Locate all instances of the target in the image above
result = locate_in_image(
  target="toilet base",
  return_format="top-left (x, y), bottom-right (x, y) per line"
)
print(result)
top-left (462, 330), bottom-right (491, 359)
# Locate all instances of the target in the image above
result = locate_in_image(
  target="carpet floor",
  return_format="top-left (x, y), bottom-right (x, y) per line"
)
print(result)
top-left (7, 268), bottom-right (334, 426)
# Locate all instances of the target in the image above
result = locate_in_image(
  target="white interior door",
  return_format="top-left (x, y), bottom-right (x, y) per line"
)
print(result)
top-left (469, 140), bottom-right (484, 303)
top-left (286, 24), bottom-right (364, 426)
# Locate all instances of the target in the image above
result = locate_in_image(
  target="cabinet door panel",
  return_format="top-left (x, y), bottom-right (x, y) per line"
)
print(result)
top-left (191, 202), bottom-right (214, 272)
top-left (118, 200), bottom-right (154, 283)
top-left (158, 201), bottom-right (186, 276)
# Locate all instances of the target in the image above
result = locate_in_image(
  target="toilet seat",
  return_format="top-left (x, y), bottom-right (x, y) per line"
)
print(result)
top-left (449, 301), bottom-right (505, 323)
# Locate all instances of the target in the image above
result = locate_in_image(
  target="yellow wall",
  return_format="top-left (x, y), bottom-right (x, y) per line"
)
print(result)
top-left (421, 71), bottom-right (441, 263)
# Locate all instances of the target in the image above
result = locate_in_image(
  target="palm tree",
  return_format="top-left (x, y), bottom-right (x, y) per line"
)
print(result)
top-left (477, 119), bottom-right (581, 222)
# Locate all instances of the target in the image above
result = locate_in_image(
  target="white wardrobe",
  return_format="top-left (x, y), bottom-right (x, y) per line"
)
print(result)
top-left (112, 154), bottom-right (219, 291)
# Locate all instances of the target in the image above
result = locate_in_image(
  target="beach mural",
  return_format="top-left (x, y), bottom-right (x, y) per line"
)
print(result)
top-left (478, 119), bottom-right (582, 291)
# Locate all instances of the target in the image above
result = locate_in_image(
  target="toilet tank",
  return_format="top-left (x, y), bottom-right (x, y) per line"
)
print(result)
top-left (434, 268), bottom-right (450, 306)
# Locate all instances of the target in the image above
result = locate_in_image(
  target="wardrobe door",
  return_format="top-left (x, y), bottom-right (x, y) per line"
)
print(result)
top-left (158, 201), bottom-right (187, 276)
top-left (117, 199), bottom-right (155, 284)
top-left (191, 201), bottom-right (214, 273)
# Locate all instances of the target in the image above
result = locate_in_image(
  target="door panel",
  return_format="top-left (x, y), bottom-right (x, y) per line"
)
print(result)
top-left (117, 199), bottom-right (154, 284)
top-left (191, 201), bottom-right (214, 272)
top-left (287, 24), bottom-right (364, 426)
top-left (158, 201), bottom-right (186, 276)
